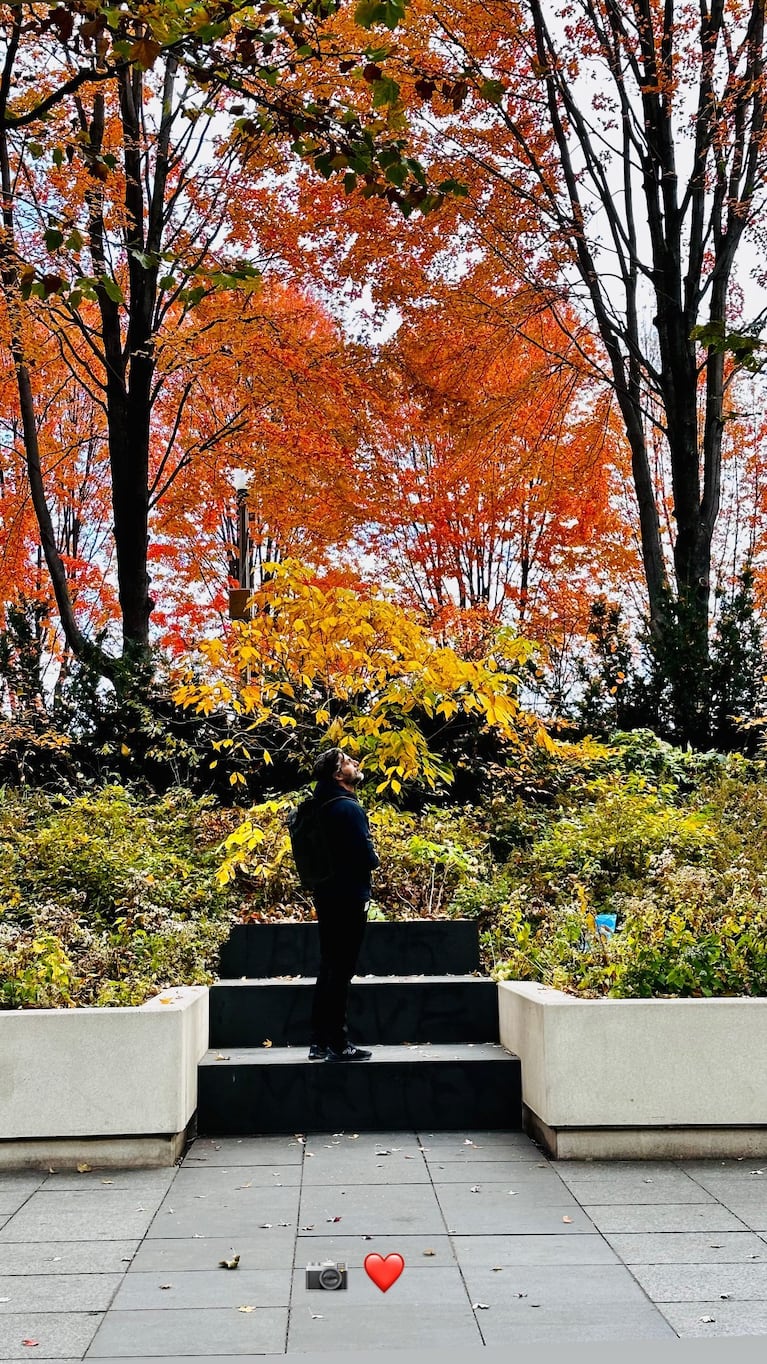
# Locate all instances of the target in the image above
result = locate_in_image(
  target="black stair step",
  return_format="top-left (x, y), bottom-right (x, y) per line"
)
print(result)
top-left (209, 976), bottom-right (499, 1047)
top-left (219, 919), bottom-right (481, 979)
top-left (197, 1043), bottom-right (521, 1134)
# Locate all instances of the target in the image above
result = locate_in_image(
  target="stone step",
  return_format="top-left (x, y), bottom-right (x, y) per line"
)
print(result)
top-left (218, 919), bottom-right (481, 980)
top-left (209, 976), bottom-right (499, 1047)
top-left (197, 1043), bottom-right (521, 1134)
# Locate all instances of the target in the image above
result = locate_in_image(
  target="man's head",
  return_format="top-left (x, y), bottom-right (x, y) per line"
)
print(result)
top-left (312, 747), bottom-right (364, 790)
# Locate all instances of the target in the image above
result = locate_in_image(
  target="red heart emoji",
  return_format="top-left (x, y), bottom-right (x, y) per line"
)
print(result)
top-left (364, 1252), bottom-right (405, 1292)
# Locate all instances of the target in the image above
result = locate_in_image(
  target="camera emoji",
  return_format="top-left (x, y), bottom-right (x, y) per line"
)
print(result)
top-left (305, 1260), bottom-right (348, 1290)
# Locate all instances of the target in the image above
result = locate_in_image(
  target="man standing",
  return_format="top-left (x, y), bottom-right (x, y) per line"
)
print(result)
top-left (308, 747), bottom-right (380, 1062)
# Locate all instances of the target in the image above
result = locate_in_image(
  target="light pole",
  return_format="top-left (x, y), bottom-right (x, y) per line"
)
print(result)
top-left (229, 469), bottom-right (251, 623)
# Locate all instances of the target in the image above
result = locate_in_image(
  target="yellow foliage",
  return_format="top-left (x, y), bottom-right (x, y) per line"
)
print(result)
top-left (174, 558), bottom-right (546, 792)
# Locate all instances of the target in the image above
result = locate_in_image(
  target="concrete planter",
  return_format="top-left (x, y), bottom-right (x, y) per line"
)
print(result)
top-left (499, 980), bottom-right (767, 1159)
top-left (0, 986), bottom-right (208, 1170)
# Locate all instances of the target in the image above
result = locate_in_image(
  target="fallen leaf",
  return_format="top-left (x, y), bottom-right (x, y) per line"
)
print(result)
top-left (159, 996), bottom-right (174, 1004)
top-left (263, 1040), bottom-right (273, 1048)
top-left (77, 1163), bottom-right (92, 1173)
top-left (423, 1249), bottom-right (436, 1257)
top-left (562, 1216), bottom-right (573, 1223)
top-left (219, 1255), bottom-right (240, 1270)
top-left (215, 1054), bottom-right (230, 1061)
top-left (238, 1305), bottom-right (256, 1312)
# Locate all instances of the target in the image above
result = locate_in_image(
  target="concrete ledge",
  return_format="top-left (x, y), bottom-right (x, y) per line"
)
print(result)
top-left (499, 980), bottom-right (767, 1159)
top-left (0, 986), bottom-right (208, 1166)
top-left (0, 1128), bottom-right (191, 1171)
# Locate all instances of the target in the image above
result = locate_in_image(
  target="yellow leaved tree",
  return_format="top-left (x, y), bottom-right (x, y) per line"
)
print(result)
top-left (173, 559), bottom-right (552, 882)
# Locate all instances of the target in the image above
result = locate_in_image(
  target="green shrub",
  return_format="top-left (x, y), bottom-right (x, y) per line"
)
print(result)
top-left (487, 755), bottom-right (767, 997)
top-left (0, 786), bottom-right (238, 1008)
top-left (218, 795), bottom-right (495, 921)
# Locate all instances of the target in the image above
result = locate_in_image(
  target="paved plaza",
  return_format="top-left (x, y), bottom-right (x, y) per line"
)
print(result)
top-left (2, 1128), bottom-right (767, 1359)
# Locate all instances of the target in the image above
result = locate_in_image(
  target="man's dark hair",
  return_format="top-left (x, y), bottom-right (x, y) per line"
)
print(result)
top-left (311, 747), bottom-right (345, 782)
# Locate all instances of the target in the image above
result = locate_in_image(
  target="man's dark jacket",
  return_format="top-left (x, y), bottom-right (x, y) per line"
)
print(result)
top-left (312, 777), bottom-right (380, 896)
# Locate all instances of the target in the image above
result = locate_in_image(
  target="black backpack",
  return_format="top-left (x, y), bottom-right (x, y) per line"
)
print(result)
top-left (287, 794), bottom-right (345, 891)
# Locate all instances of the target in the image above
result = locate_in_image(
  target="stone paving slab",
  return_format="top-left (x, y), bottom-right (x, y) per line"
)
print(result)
top-left (44, 1174), bottom-right (175, 1195)
top-left (295, 1264), bottom-right (463, 1304)
top-left (172, 1166), bottom-right (302, 1189)
top-left (659, 1301), bottom-right (767, 1336)
top-left (0, 1205), bottom-right (157, 1243)
top-left (295, 1236), bottom-right (457, 1268)
top-left (0, 1195), bottom-right (37, 1218)
top-left (85, 1306), bottom-right (287, 1356)
top-left (704, 1206), bottom-right (767, 1232)
top-left (475, 1310), bottom-right (677, 1344)
top-left (558, 1174), bottom-right (716, 1204)
top-left (416, 1135), bottom-right (539, 1162)
top-left (603, 1232), bottom-right (767, 1264)
top-left (450, 1233), bottom-right (622, 1266)
top-left (110, 1269), bottom-right (291, 1310)
top-left (307, 1134), bottom-right (423, 1153)
top-left (461, 1262), bottom-right (654, 1309)
top-left (128, 1237), bottom-right (296, 1273)
top-left (145, 1189), bottom-right (300, 1240)
top-left (630, 1262), bottom-right (767, 1301)
top-left (182, 1138), bottom-right (305, 1166)
top-left (434, 1184), bottom-right (586, 1234)
top-left (581, 1203), bottom-right (751, 1234)
top-left (0, 1243), bottom-right (140, 1276)
top-left (298, 1184), bottom-right (446, 1237)
top-left (0, 1312), bottom-right (103, 1358)
top-left (425, 1160), bottom-right (558, 1184)
top-left (0, 1274), bottom-right (121, 1312)
top-left (286, 1302), bottom-right (483, 1353)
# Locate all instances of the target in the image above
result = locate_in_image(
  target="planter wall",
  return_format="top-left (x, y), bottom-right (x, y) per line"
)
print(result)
top-left (499, 981), bottom-right (767, 1159)
top-left (0, 986), bottom-right (208, 1170)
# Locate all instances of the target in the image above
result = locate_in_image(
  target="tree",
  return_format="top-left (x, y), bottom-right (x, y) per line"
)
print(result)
top-left (173, 556), bottom-right (550, 802)
top-left (365, 286), bottom-right (638, 655)
top-left (274, 0), bottom-right (767, 743)
top-left (0, 0), bottom-right (432, 688)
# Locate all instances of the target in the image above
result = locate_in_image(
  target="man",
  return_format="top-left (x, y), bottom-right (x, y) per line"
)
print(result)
top-left (308, 747), bottom-right (380, 1062)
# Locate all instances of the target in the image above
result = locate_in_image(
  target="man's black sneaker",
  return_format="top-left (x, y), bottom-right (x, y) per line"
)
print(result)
top-left (308, 1044), bottom-right (328, 1060)
top-left (325, 1044), bottom-right (372, 1062)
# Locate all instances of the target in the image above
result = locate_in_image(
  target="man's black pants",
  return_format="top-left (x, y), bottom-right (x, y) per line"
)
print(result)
top-left (310, 886), bottom-right (368, 1052)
